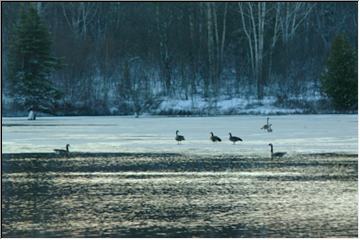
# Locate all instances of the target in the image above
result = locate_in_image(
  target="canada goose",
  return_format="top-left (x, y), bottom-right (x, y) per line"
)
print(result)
top-left (210, 132), bottom-right (222, 142)
top-left (229, 133), bottom-right (243, 144)
top-left (268, 143), bottom-right (286, 159)
top-left (175, 130), bottom-right (185, 144)
top-left (261, 117), bottom-right (273, 132)
top-left (54, 144), bottom-right (70, 155)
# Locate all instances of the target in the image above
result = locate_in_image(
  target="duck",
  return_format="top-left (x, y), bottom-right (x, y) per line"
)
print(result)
top-left (268, 143), bottom-right (286, 159)
top-left (261, 117), bottom-right (272, 132)
top-left (210, 132), bottom-right (222, 142)
top-left (54, 144), bottom-right (70, 155)
top-left (229, 133), bottom-right (243, 144)
top-left (175, 130), bottom-right (185, 144)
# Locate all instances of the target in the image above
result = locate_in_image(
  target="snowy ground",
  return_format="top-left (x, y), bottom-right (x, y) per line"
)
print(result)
top-left (2, 115), bottom-right (357, 156)
top-left (156, 96), bottom-right (305, 115)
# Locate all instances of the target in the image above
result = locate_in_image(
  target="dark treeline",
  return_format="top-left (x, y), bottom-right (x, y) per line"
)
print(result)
top-left (2, 2), bottom-right (357, 116)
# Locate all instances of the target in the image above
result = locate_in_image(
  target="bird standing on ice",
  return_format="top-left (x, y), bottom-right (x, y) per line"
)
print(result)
top-left (229, 133), bottom-right (243, 144)
top-left (268, 143), bottom-right (286, 159)
top-left (210, 132), bottom-right (222, 142)
top-left (175, 130), bottom-right (185, 144)
top-left (261, 117), bottom-right (273, 132)
top-left (54, 144), bottom-right (70, 156)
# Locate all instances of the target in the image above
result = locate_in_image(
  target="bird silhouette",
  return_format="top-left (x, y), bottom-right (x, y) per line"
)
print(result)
top-left (210, 132), bottom-right (222, 142)
top-left (175, 130), bottom-right (185, 144)
top-left (268, 143), bottom-right (286, 159)
top-left (54, 144), bottom-right (70, 156)
top-left (261, 117), bottom-right (273, 132)
top-left (229, 133), bottom-right (243, 144)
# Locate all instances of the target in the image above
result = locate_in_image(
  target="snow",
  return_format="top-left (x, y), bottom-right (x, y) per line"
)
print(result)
top-left (27, 110), bottom-right (36, 120)
top-left (158, 98), bottom-right (207, 112)
top-left (2, 115), bottom-right (357, 156)
top-left (156, 96), bottom-right (304, 115)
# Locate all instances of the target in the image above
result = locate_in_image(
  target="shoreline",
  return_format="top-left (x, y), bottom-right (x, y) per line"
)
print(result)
top-left (2, 151), bottom-right (357, 159)
top-left (3, 152), bottom-right (357, 178)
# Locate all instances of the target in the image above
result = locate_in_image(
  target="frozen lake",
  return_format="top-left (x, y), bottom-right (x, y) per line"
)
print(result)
top-left (2, 114), bottom-right (358, 155)
top-left (2, 115), bottom-right (358, 237)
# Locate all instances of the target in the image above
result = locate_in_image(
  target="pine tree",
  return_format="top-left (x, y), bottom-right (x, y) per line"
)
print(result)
top-left (321, 34), bottom-right (357, 111)
top-left (8, 6), bottom-right (61, 119)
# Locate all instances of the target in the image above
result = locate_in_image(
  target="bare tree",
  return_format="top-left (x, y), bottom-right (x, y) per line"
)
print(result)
top-left (156, 4), bottom-right (172, 95)
top-left (238, 2), bottom-right (267, 99)
top-left (278, 3), bottom-right (315, 43)
top-left (62, 2), bottom-right (98, 39)
top-left (206, 3), bottom-right (216, 96)
top-left (188, 5), bottom-right (197, 97)
top-left (268, 3), bottom-right (281, 80)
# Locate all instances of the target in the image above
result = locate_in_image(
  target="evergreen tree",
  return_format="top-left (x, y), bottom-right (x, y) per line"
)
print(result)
top-left (8, 6), bottom-right (61, 119)
top-left (321, 34), bottom-right (357, 111)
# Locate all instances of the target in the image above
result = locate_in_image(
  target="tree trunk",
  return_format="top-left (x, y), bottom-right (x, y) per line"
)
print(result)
top-left (257, 3), bottom-right (266, 99)
top-left (188, 7), bottom-right (197, 96)
top-left (211, 3), bottom-right (220, 83)
top-left (268, 3), bottom-right (280, 83)
top-left (220, 3), bottom-right (228, 74)
top-left (206, 3), bottom-right (216, 96)
top-left (238, 3), bottom-right (255, 88)
top-left (156, 4), bottom-right (172, 95)
top-left (247, 2), bottom-right (266, 99)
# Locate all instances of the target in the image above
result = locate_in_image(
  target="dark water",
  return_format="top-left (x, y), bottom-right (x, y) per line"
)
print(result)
top-left (2, 153), bottom-right (358, 237)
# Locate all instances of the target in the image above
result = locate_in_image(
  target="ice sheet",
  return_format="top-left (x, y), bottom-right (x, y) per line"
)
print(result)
top-left (2, 115), bottom-right (358, 155)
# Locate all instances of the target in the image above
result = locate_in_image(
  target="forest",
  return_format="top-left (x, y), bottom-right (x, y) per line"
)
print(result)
top-left (2, 2), bottom-right (358, 116)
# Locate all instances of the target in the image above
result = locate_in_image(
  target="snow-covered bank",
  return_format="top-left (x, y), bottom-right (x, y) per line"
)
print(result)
top-left (3, 94), bottom-right (347, 117)
top-left (152, 94), bottom-right (344, 116)
top-left (2, 115), bottom-right (357, 155)
top-left (155, 97), bottom-right (305, 115)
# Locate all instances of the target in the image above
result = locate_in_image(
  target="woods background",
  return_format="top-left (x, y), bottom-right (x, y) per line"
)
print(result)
top-left (2, 2), bottom-right (357, 116)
